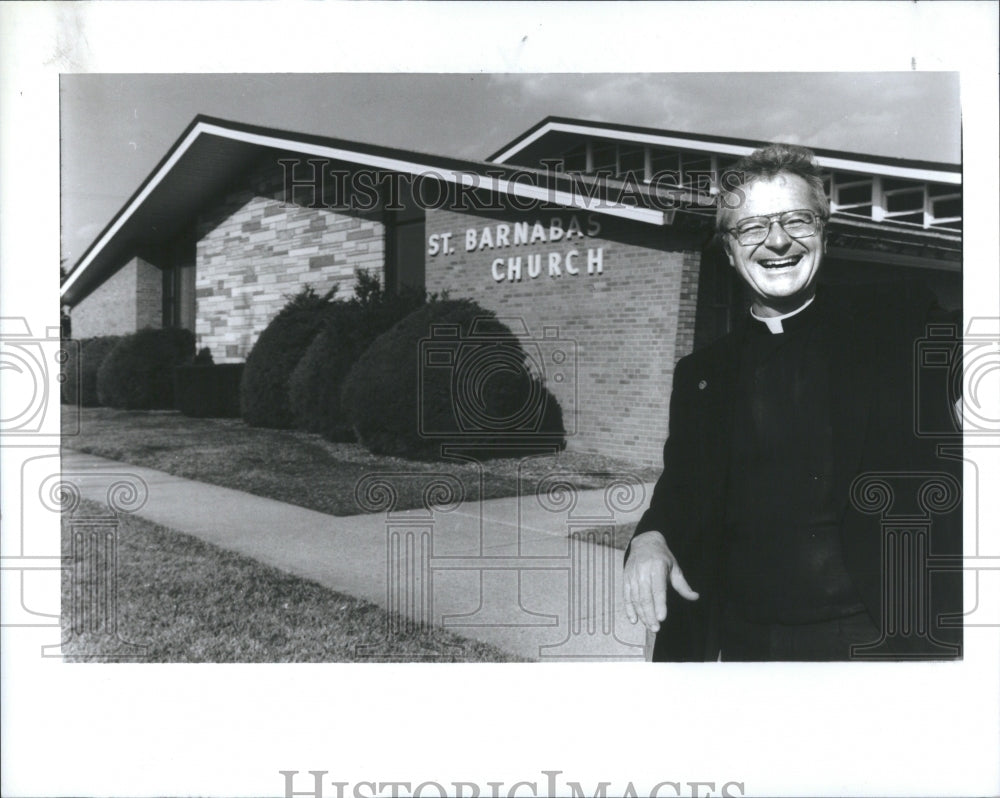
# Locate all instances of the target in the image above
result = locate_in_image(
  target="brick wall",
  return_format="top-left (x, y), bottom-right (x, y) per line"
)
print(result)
top-left (136, 258), bottom-right (163, 331)
top-left (195, 161), bottom-right (385, 362)
top-left (71, 257), bottom-right (162, 339)
top-left (424, 207), bottom-right (701, 465)
top-left (676, 249), bottom-right (702, 361)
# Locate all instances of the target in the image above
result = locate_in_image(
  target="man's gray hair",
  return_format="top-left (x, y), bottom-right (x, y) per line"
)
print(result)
top-left (716, 143), bottom-right (830, 233)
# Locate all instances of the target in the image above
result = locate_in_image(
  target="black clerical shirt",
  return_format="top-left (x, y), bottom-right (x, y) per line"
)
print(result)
top-left (723, 298), bottom-right (866, 625)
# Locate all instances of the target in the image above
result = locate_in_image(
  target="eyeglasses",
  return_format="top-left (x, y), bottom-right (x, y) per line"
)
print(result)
top-left (725, 209), bottom-right (822, 247)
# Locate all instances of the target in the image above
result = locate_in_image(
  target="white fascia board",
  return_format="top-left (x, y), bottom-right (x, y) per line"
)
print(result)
top-left (197, 123), bottom-right (665, 223)
top-left (492, 121), bottom-right (962, 186)
top-left (61, 122), bottom-right (208, 297)
top-left (61, 122), bottom-right (665, 300)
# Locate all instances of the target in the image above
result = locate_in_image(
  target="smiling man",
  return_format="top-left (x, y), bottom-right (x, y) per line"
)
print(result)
top-left (623, 144), bottom-right (962, 662)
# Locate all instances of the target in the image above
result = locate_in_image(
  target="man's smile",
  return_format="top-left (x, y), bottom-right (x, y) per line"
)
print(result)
top-left (758, 254), bottom-right (803, 270)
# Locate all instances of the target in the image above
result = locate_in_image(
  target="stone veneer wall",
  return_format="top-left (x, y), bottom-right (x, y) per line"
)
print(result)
top-left (195, 161), bottom-right (385, 362)
top-left (70, 256), bottom-right (162, 339)
top-left (423, 206), bottom-right (701, 466)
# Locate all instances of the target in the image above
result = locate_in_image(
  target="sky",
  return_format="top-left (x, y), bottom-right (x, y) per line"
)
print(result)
top-left (60, 71), bottom-right (962, 266)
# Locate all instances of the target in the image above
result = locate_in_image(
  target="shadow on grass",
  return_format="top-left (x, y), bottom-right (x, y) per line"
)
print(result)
top-left (62, 408), bottom-right (660, 518)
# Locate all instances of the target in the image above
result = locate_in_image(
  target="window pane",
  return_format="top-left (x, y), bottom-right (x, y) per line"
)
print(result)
top-left (618, 146), bottom-right (645, 178)
top-left (837, 183), bottom-right (872, 206)
top-left (650, 149), bottom-right (680, 179)
top-left (562, 145), bottom-right (586, 173)
top-left (591, 142), bottom-right (616, 173)
top-left (885, 189), bottom-right (924, 213)
top-left (932, 197), bottom-right (961, 219)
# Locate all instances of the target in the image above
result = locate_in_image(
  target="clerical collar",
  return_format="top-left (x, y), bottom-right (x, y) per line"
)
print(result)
top-left (750, 296), bottom-right (816, 334)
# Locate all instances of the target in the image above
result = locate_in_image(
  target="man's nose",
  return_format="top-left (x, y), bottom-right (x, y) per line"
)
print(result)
top-left (763, 219), bottom-right (793, 250)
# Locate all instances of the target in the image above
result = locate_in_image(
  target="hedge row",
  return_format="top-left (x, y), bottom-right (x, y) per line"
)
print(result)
top-left (67, 271), bottom-right (568, 462)
top-left (61, 335), bottom-right (123, 407)
top-left (97, 327), bottom-right (195, 409)
top-left (239, 273), bottom-right (566, 460)
top-left (287, 274), bottom-right (427, 440)
top-left (61, 329), bottom-right (196, 411)
top-left (341, 299), bottom-right (565, 459)
top-left (239, 285), bottom-right (337, 428)
top-left (240, 273), bottom-right (426, 435)
top-left (174, 363), bottom-right (244, 418)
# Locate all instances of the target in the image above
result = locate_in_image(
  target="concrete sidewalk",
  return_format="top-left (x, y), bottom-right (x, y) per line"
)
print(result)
top-left (61, 450), bottom-right (654, 661)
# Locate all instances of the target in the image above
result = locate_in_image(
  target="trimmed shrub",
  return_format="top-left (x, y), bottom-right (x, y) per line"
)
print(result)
top-left (193, 347), bottom-right (214, 365)
top-left (240, 285), bottom-right (336, 428)
top-left (288, 271), bottom-right (427, 440)
top-left (69, 335), bottom-right (123, 407)
top-left (175, 363), bottom-right (245, 418)
top-left (96, 327), bottom-right (195, 410)
top-left (341, 298), bottom-right (565, 460)
top-left (60, 338), bottom-right (81, 406)
top-left (287, 303), bottom-right (364, 439)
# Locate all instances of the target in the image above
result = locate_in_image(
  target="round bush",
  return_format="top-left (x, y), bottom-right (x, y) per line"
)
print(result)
top-left (96, 327), bottom-right (195, 409)
top-left (75, 335), bottom-right (123, 406)
top-left (240, 287), bottom-right (335, 428)
top-left (287, 302), bottom-right (365, 439)
top-left (288, 278), bottom-right (427, 440)
top-left (341, 299), bottom-right (565, 460)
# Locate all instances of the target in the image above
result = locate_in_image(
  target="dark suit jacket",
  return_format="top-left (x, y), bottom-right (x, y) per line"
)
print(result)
top-left (629, 281), bottom-right (963, 661)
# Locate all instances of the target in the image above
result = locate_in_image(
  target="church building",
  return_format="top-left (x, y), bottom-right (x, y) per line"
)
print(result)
top-left (61, 115), bottom-right (962, 463)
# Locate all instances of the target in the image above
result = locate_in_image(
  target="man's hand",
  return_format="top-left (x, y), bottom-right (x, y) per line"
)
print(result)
top-left (623, 530), bottom-right (699, 632)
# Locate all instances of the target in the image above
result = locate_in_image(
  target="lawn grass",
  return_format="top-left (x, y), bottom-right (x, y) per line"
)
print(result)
top-left (61, 500), bottom-right (524, 662)
top-left (62, 407), bottom-right (660, 517)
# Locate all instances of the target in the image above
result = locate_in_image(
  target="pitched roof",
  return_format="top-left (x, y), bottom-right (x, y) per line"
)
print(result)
top-left (63, 114), bottom-right (962, 305)
top-left (488, 116), bottom-right (961, 185)
top-left (61, 115), bottom-right (696, 304)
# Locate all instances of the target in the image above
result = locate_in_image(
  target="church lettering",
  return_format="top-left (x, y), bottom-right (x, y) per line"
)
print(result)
top-left (429, 214), bottom-right (607, 284)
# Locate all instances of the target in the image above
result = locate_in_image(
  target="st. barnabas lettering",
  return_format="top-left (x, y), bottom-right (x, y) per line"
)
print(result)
top-left (427, 214), bottom-right (606, 283)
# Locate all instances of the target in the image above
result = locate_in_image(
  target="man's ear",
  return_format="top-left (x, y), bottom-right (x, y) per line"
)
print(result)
top-left (722, 236), bottom-right (735, 267)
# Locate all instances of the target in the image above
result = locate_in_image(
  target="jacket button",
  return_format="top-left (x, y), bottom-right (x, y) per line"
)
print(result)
top-left (698, 380), bottom-right (708, 390)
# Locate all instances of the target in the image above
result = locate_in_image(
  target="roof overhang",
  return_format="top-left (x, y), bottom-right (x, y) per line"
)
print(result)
top-left (490, 117), bottom-right (962, 185)
top-left (63, 115), bottom-right (963, 307)
top-left (63, 117), bottom-right (691, 304)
